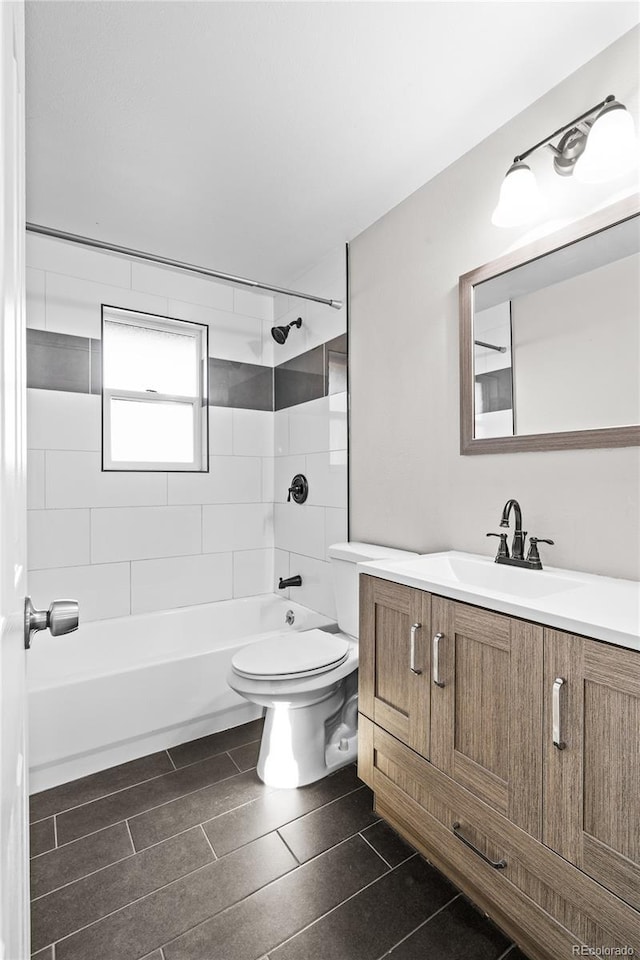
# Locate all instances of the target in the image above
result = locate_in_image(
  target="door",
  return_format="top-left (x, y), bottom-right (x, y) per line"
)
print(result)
top-left (359, 575), bottom-right (431, 758)
top-left (0, 2), bottom-right (29, 957)
top-left (543, 629), bottom-right (640, 911)
top-left (430, 597), bottom-right (543, 837)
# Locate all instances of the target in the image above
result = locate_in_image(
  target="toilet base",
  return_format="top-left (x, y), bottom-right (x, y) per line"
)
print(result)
top-left (256, 678), bottom-right (358, 788)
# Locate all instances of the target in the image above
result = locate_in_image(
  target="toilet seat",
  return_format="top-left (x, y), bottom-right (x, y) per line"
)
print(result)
top-left (231, 629), bottom-right (350, 681)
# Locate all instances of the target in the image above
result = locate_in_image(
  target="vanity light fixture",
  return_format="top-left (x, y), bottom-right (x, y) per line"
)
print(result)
top-left (492, 95), bottom-right (638, 228)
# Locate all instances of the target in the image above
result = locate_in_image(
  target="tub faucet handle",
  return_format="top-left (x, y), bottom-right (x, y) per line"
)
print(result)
top-left (24, 596), bottom-right (79, 650)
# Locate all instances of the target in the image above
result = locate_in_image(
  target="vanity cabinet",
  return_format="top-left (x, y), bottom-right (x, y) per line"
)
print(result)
top-left (358, 574), bottom-right (640, 960)
top-left (359, 575), bottom-right (431, 759)
top-left (429, 597), bottom-right (543, 836)
top-left (543, 630), bottom-right (640, 912)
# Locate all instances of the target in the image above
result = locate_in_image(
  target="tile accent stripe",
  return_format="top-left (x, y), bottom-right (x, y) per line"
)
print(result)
top-left (27, 329), bottom-right (347, 413)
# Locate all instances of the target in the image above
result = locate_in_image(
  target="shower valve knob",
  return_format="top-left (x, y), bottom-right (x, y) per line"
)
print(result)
top-left (287, 474), bottom-right (309, 505)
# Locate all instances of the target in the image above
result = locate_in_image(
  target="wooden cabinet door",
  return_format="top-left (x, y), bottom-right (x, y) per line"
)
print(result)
top-left (359, 575), bottom-right (431, 758)
top-left (430, 597), bottom-right (543, 837)
top-left (544, 630), bottom-right (640, 911)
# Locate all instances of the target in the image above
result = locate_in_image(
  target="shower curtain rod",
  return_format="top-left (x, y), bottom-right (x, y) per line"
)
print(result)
top-left (25, 223), bottom-right (344, 310)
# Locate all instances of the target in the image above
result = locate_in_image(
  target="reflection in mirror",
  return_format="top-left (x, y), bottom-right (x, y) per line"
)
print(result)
top-left (461, 199), bottom-right (640, 454)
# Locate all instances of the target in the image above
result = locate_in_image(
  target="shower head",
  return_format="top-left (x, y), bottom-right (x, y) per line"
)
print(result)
top-left (271, 317), bottom-right (302, 344)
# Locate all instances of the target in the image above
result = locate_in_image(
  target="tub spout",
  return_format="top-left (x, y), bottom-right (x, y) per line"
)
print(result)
top-left (279, 575), bottom-right (302, 589)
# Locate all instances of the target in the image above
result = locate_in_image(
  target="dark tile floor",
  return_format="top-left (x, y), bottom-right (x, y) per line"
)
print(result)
top-left (29, 719), bottom-right (530, 960)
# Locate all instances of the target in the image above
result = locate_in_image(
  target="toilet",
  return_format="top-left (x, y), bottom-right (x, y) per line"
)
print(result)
top-left (227, 541), bottom-right (417, 788)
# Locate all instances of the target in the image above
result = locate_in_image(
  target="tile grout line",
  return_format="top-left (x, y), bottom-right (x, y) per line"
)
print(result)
top-left (30, 734), bottom-right (263, 826)
top-left (52, 814), bottom-right (58, 849)
top-left (42, 837), bottom-right (239, 952)
top-left (496, 946), bottom-right (518, 960)
top-left (253, 852), bottom-right (420, 958)
top-left (275, 829), bottom-right (300, 866)
top-left (373, 893), bottom-right (461, 960)
top-left (124, 818), bottom-right (136, 854)
top-left (31, 766), bottom-right (270, 859)
top-left (159, 827), bottom-right (388, 958)
top-left (199, 824), bottom-right (218, 861)
top-left (358, 830), bottom-right (392, 869)
top-left (31, 816), bottom-right (219, 903)
top-left (227, 750), bottom-right (243, 774)
top-left (165, 750), bottom-right (177, 771)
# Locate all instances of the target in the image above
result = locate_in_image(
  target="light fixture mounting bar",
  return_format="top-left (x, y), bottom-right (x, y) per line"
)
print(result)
top-left (514, 95), bottom-right (615, 164)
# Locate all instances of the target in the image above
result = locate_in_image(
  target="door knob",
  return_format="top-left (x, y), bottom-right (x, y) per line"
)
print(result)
top-left (24, 596), bottom-right (79, 650)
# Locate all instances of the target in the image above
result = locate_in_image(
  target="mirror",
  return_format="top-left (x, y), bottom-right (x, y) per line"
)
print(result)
top-left (459, 196), bottom-right (640, 454)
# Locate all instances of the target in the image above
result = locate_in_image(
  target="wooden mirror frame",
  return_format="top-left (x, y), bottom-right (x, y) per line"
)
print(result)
top-left (459, 195), bottom-right (640, 455)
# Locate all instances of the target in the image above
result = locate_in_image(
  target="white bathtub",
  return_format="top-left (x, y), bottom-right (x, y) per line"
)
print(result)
top-left (28, 596), bottom-right (333, 793)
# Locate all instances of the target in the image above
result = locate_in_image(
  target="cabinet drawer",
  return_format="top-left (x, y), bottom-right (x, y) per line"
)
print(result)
top-left (364, 717), bottom-right (640, 959)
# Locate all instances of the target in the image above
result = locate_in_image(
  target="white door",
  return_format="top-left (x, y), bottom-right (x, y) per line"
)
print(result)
top-left (0, 2), bottom-right (29, 958)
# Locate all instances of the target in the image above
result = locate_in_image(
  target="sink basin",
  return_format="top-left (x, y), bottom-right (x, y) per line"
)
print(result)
top-left (391, 553), bottom-right (580, 600)
top-left (357, 550), bottom-right (640, 651)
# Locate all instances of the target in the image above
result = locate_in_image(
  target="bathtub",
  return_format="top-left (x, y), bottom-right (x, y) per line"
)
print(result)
top-left (28, 595), bottom-right (333, 793)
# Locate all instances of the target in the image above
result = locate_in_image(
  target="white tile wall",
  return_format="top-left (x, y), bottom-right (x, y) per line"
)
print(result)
top-left (306, 450), bottom-right (348, 509)
top-left (28, 390), bottom-right (100, 451)
top-left (25, 239), bottom-right (348, 625)
top-left (274, 503), bottom-right (326, 560)
top-left (28, 509), bottom-right (91, 570)
top-left (168, 456), bottom-right (262, 505)
top-left (232, 409), bottom-right (274, 457)
top-left (46, 451), bottom-right (167, 509)
top-left (169, 300), bottom-right (263, 364)
top-left (270, 245), bottom-right (348, 621)
top-left (288, 396), bottom-right (331, 454)
top-left (26, 234), bottom-right (131, 287)
top-left (131, 262), bottom-right (233, 312)
top-left (91, 506), bottom-right (202, 563)
top-left (233, 549), bottom-right (274, 598)
top-left (233, 288), bottom-right (274, 322)
top-left (209, 407), bottom-right (234, 456)
top-left (131, 553), bottom-right (233, 614)
top-left (28, 563), bottom-right (131, 622)
top-left (44, 273), bottom-right (169, 338)
top-left (203, 503), bottom-right (273, 554)
top-left (288, 553), bottom-right (336, 620)
top-left (27, 450), bottom-right (45, 509)
top-left (26, 268), bottom-right (46, 330)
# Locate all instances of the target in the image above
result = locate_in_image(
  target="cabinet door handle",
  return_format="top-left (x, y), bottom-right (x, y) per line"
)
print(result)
top-left (452, 822), bottom-right (507, 869)
top-left (552, 677), bottom-right (566, 750)
top-left (410, 623), bottom-right (422, 674)
top-left (432, 632), bottom-right (445, 687)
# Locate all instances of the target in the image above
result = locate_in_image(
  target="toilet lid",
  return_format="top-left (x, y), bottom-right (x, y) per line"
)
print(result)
top-left (232, 629), bottom-right (350, 680)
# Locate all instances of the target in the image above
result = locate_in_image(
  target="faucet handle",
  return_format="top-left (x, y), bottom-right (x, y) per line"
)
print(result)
top-left (526, 537), bottom-right (554, 564)
top-left (487, 532), bottom-right (509, 560)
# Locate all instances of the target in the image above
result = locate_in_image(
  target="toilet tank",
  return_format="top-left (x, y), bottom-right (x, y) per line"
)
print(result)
top-left (328, 542), bottom-right (419, 639)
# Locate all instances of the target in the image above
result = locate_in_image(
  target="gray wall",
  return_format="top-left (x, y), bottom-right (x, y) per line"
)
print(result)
top-left (349, 27), bottom-right (640, 580)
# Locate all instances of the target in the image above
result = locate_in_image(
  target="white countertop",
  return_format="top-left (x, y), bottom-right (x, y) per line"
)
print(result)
top-left (358, 551), bottom-right (640, 652)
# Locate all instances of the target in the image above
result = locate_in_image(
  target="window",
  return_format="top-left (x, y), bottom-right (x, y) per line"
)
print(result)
top-left (101, 306), bottom-right (208, 471)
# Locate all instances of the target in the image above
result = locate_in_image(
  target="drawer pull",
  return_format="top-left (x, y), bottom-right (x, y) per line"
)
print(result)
top-left (552, 677), bottom-right (566, 750)
top-left (452, 822), bottom-right (507, 869)
top-left (432, 632), bottom-right (445, 687)
top-left (410, 623), bottom-right (422, 675)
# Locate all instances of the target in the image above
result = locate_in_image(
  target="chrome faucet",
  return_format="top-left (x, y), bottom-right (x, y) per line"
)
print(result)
top-left (487, 499), bottom-right (554, 570)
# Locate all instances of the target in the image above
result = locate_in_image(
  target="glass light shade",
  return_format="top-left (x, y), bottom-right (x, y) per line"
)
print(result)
top-left (574, 102), bottom-right (638, 184)
top-left (491, 162), bottom-right (545, 228)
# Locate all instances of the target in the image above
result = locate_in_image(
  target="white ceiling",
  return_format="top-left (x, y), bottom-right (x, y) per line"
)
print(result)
top-left (25, 1), bottom-right (639, 287)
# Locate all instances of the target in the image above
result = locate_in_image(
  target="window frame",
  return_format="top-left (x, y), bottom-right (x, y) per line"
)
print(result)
top-left (101, 304), bottom-right (209, 473)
